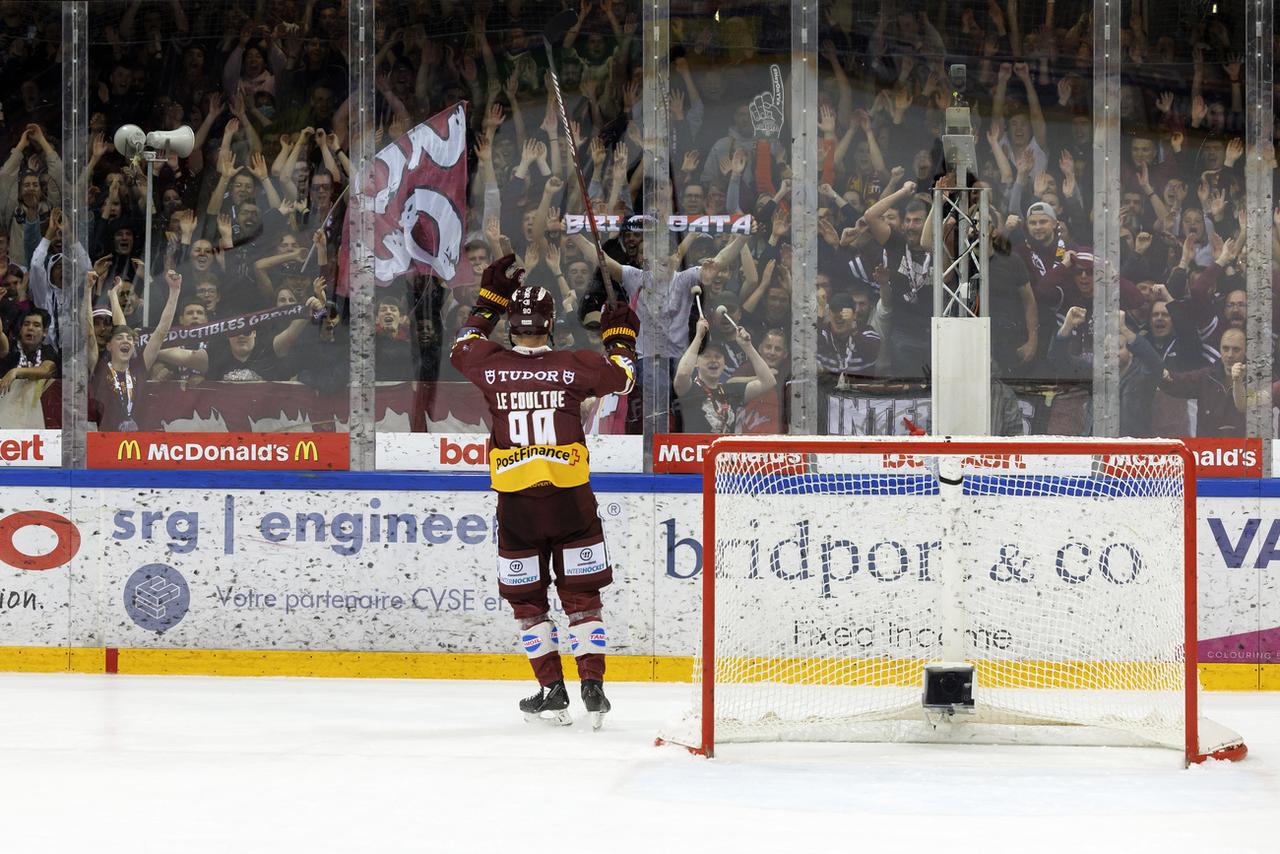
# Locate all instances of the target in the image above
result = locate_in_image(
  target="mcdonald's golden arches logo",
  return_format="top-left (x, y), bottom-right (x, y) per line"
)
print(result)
top-left (293, 440), bottom-right (319, 462)
top-left (117, 440), bottom-right (142, 461)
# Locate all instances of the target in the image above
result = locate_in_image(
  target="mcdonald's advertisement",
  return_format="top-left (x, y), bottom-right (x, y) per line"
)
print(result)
top-left (87, 432), bottom-right (348, 470)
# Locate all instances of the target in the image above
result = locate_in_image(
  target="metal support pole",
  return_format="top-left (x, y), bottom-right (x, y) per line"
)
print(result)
top-left (956, 160), bottom-right (970, 307)
top-left (641, 0), bottom-right (671, 465)
top-left (142, 157), bottom-right (154, 326)
top-left (61, 1), bottom-right (88, 468)
top-left (1091, 0), bottom-right (1122, 437)
top-left (930, 186), bottom-right (989, 319)
top-left (347, 0), bottom-right (376, 470)
top-left (978, 192), bottom-right (990, 314)
top-left (1245, 0), bottom-right (1274, 471)
top-left (789, 0), bottom-right (819, 435)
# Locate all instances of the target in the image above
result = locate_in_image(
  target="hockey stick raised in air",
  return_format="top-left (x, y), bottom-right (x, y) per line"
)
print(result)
top-left (542, 9), bottom-right (618, 307)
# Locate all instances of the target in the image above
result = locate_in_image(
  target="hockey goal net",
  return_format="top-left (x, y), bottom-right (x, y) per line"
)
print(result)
top-left (665, 436), bottom-right (1246, 766)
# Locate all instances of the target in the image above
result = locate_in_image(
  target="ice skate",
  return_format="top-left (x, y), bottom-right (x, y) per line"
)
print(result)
top-left (520, 679), bottom-right (571, 726)
top-left (580, 679), bottom-right (610, 730)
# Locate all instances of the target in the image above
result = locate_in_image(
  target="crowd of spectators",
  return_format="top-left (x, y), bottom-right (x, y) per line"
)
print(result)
top-left (0, 0), bottom-right (1266, 440)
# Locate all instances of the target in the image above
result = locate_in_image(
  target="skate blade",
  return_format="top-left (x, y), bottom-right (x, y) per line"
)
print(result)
top-left (590, 710), bottom-right (606, 731)
top-left (524, 709), bottom-right (573, 727)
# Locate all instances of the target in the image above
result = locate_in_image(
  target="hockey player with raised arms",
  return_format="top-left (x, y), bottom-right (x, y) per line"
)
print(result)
top-left (451, 254), bottom-right (639, 728)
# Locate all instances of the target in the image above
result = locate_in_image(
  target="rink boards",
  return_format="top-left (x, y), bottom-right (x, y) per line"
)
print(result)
top-left (0, 470), bottom-right (1275, 689)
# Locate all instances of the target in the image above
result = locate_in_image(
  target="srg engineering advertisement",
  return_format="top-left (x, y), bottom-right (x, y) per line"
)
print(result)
top-left (0, 482), bottom-right (1274, 679)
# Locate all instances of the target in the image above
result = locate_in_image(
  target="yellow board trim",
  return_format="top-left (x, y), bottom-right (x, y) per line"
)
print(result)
top-left (0, 647), bottom-right (1271, 689)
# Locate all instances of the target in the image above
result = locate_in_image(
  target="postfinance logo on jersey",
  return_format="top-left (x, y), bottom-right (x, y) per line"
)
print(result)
top-left (489, 442), bottom-right (590, 492)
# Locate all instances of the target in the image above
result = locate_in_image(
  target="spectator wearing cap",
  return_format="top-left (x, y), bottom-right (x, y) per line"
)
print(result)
top-left (1035, 249), bottom-right (1097, 326)
top-left (675, 316), bottom-right (775, 435)
top-left (91, 306), bottom-right (113, 351)
top-left (1013, 201), bottom-right (1076, 285)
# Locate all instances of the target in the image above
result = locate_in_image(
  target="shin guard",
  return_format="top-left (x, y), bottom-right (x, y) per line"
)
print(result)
top-left (567, 613), bottom-right (606, 681)
top-left (517, 616), bottom-right (563, 686)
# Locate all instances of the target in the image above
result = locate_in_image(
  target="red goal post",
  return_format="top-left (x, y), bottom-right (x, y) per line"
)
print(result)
top-left (685, 436), bottom-right (1246, 766)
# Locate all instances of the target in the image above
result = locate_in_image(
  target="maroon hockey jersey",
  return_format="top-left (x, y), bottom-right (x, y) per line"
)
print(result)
top-left (451, 336), bottom-right (635, 494)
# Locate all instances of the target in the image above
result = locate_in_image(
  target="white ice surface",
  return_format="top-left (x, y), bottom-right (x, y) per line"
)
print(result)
top-left (0, 673), bottom-right (1276, 853)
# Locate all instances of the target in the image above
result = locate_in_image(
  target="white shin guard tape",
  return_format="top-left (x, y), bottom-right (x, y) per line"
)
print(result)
top-left (567, 620), bottom-right (607, 656)
top-left (519, 621), bottom-right (559, 659)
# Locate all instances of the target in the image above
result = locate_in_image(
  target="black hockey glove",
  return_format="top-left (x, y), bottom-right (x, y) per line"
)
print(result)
top-left (600, 301), bottom-right (640, 351)
top-left (476, 254), bottom-right (525, 315)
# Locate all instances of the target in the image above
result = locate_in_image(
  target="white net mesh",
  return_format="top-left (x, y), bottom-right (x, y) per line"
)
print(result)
top-left (683, 437), bottom-right (1198, 755)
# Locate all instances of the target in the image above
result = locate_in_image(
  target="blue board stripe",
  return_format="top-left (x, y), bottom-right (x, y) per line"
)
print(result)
top-left (0, 469), bottom-right (706, 494)
top-left (0, 469), bottom-right (1266, 497)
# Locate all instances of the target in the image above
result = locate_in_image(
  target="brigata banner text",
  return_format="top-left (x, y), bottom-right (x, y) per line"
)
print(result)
top-left (87, 432), bottom-right (349, 470)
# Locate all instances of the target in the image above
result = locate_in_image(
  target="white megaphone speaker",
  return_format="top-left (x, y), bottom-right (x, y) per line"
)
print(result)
top-left (113, 124), bottom-right (195, 160)
top-left (145, 125), bottom-right (195, 158)
top-left (113, 123), bottom-right (147, 159)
